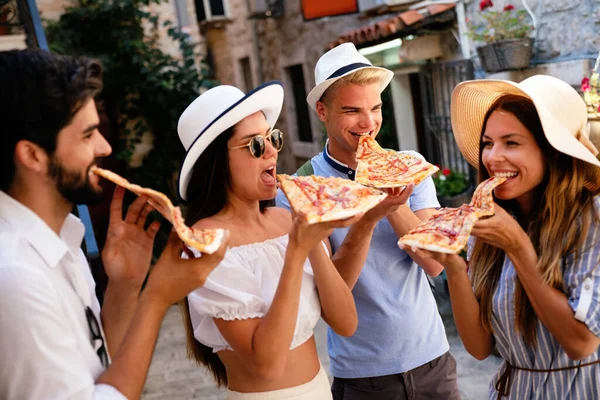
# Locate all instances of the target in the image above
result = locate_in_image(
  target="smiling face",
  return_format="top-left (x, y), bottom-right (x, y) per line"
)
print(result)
top-left (481, 109), bottom-right (546, 211)
top-left (227, 111), bottom-right (279, 202)
top-left (49, 99), bottom-right (112, 204)
top-left (316, 82), bottom-right (382, 168)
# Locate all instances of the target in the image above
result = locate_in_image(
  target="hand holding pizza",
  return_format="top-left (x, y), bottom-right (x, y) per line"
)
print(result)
top-left (289, 211), bottom-right (364, 254)
top-left (102, 186), bottom-right (160, 288)
top-left (144, 228), bottom-right (230, 309)
top-left (362, 184), bottom-right (414, 224)
top-left (399, 243), bottom-right (467, 274)
top-left (470, 204), bottom-right (525, 254)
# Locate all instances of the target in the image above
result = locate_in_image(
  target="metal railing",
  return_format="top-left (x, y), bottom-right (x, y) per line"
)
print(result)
top-left (419, 59), bottom-right (477, 184)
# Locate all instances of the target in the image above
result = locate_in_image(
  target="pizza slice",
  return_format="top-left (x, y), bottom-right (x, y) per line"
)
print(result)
top-left (355, 136), bottom-right (439, 189)
top-left (469, 175), bottom-right (507, 216)
top-left (277, 174), bottom-right (387, 224)
top-left (398, 176), bottom-right (507, 253)
top-left (91, 167), bottom-right (226, 254)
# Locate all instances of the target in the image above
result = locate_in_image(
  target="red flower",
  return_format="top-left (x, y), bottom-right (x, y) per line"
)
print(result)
top-left (503, 4), bottom-right (515, 11)
top-left (479, 0), bottom-right (493, 11)
top-left (582, 77), bottom-right (591, 92)
top-left (442, 168), bottom-right (451, 176)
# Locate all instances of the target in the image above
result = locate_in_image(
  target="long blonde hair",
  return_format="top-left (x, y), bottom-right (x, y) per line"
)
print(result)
top-left (470, 94), bottom-right (599, 345)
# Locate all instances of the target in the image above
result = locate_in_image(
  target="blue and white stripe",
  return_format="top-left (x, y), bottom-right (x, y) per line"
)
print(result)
top-left (473, 196), bottom-right (600, 399)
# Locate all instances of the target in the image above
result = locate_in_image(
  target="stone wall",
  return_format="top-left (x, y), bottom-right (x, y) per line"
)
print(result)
top-left (464, 0), bottom-right (599, 60)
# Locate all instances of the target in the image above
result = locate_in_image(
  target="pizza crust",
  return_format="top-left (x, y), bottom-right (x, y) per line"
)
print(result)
top-left (91, 167), bottom-right (226, 254)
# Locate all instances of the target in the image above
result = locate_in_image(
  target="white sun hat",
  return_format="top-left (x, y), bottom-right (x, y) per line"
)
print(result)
top-left (306, 42), bottom-right (394, 111)
top-left (177, 81), bottom-right (284, 201)
top-left (451, 74), bottom-right (600, 191)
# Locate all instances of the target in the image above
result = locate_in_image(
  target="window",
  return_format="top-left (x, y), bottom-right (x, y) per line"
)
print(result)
top-left (286, 64), bottom-right (312, 143)
top-left (174, 0), bottom-right (190, 28)
top-left (194, 0), bottom-right (229, 22)
top-left (239, 57), bottom-right (253, 93)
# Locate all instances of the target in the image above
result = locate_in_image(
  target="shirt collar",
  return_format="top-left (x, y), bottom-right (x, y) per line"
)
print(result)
top-left (323, 140), bottom-right (356, 180)
top-left (0, 191), bottom-right (85, 268)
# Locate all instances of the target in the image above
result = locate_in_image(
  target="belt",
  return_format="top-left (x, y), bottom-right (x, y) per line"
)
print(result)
top-left (495, 358), bottom-right (600, 398)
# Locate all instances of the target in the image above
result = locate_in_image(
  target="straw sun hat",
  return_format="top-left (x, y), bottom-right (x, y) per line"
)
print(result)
top-left (451, 75), bottom-right (600, 191)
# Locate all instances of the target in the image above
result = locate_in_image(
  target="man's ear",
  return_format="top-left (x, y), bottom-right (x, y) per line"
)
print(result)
top-left (315, 101), bottom-right (328, 123)
top-left (13, 140), bottom-right (50, 174)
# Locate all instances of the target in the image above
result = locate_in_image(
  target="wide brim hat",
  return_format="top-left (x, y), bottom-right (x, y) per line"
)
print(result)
top-left (177, 81), bottom-right (284, 201)
top-left (306, 42), bottom-right (394, 111)
top-left (451, 75), bottom-right (600, 191)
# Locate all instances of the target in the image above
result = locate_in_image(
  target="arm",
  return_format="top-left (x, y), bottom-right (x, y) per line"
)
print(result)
top-left (330, 186), bottom-right (414, 289)
top-left (472, 205), bottom-right (600, 360)
top-left (213, 213), bottom-right (361, 381)
top-left (506, 231), bottom-right (600, 360)
top-left (308, 242), bottom-right (357, 336)
top-left (403, 247), bottom-right (495, 360)
top-left (215, 244), bottom-right (308, 381)
top-left (97, 230), bottom-right (228, 398)
top-left (388, 206), bottom-right (444, 276)
top-left (100, 187), bottom-right (160, 354)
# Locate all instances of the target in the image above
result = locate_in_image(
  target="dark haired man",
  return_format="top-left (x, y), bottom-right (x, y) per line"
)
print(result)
top-left (0, 49), bottom-right (228, 399)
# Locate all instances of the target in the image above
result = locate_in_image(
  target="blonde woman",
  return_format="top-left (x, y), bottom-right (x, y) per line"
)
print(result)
top-left (404, 76), bottom-right (600, 399)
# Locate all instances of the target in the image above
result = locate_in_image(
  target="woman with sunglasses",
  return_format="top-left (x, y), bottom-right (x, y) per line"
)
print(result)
top-left (176, 82), bottom-right (359, 399)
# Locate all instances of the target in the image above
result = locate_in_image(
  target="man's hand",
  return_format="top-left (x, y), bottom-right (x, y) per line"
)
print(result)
top-left (361, 184), bottom-right (414, 224)
top-left (102, 187), bottom-right (160, 287)
top-left (144, 229), bottom-right (229, 308)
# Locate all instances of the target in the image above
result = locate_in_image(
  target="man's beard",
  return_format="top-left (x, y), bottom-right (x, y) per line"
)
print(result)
top-left (48, 156), bottom-right (103, 205)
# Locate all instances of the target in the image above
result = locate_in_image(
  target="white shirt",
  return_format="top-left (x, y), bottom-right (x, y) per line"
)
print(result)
top-left (187, 234), bottom-right (321, 352)
top-left (0, 191), bottom-right (126, 400)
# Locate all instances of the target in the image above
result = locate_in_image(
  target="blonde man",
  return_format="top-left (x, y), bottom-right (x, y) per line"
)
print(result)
top-left (276, 43), bottom-right (459, 399)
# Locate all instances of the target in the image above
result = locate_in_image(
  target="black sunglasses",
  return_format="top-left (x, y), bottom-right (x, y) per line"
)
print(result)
top-left (85, 306), bottom-right (109, 368)
top-left (229, 129), bottom-right (284, 158)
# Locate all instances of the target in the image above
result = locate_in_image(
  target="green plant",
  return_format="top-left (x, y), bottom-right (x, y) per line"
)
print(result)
top-left (468, 1), bottom-right (533, 44)
top-left (46, 0), bottom-right (216, 255)
top-left (581, 50), bottom-right (600, 116)
top-left (433, 168), bottom-right (469, 198)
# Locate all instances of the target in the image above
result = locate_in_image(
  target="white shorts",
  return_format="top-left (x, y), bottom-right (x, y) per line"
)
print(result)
top-left (226, 363), bottom-right (332, 400)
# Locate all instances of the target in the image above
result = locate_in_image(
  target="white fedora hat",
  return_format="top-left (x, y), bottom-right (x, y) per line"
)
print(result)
top-left (306, 42), bottom-right (394, 111)
top-left (177, 81), bottom-right (284, 201)
top-left (451, 75), bottom-right (600, 191)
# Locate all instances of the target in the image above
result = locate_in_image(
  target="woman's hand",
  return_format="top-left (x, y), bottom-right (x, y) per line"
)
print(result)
top-left (289, 211), bottom-right (363, 254)
top-left (399, 244), bottom-right (466, 274)
top-left (471, 204), bottom-right (526, 254)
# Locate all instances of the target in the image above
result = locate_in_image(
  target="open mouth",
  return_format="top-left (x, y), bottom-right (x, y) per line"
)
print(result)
top-left (261, 165), bottom-right (277, 186)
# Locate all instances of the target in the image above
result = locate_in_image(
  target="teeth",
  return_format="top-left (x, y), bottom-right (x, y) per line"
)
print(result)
top-left (495, 172), bottom-right (518, 178)
top-left (352, 132), bottom-right (370, 136)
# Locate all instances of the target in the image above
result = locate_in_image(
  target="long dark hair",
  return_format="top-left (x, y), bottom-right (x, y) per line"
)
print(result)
top-left (179, 124), bottom-right (269, 387)
top-left (470, 94), bottom-right (597, 345)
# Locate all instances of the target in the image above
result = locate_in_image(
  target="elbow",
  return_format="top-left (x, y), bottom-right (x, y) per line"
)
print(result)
top-left (465, 343), bottom-right (493, 361)
top-left (326, 306), bottom-right (358, 337)
top-left (564, 339), bottom-right (600, 361)
top-left (333, 317), bottom-right (358, 337)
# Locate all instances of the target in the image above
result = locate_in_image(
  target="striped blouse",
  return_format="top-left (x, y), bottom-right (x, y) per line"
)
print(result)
top-left (468, 196), bottom-right (600, 400)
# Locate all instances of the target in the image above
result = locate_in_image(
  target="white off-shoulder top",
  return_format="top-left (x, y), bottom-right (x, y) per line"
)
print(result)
top-left (186, 235), bottom-right (322, 353)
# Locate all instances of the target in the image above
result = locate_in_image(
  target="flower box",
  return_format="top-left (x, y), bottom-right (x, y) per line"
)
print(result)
top-left (477, 38), bottom-right (533, 73)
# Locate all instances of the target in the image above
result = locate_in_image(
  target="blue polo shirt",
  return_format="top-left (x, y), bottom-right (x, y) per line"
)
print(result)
top-left (275, 145), bottom-right (449, 379)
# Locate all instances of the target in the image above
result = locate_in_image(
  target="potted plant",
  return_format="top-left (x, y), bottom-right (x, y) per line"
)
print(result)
top-left (469, 1), bottom-right (535, 73)
top-left (433, 167), bottom-right (472, 208)
top-left (581, 50), bottom-right (600, 159)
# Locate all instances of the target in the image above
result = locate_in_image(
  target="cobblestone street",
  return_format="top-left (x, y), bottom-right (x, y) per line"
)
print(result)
top-left (142, 303), bottom-right (502, 399)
